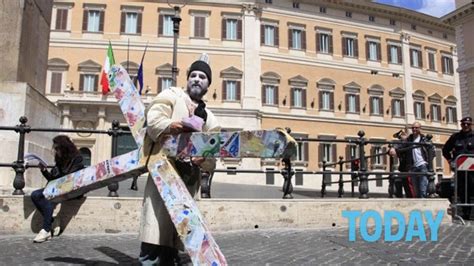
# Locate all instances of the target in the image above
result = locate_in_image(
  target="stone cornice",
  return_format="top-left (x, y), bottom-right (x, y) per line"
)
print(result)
top-left (442, 2), bottom-right (474, 26)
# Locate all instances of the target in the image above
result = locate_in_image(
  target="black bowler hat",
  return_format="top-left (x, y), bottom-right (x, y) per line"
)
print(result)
top-left (460, 117), bottom-right (472, 124)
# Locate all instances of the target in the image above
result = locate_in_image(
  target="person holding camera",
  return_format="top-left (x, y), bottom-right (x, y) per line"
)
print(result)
top-left (390, 129), bottom-right (415, 198)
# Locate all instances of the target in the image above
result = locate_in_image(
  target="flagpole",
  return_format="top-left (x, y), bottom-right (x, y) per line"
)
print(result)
top-left (127, 38), bottom-right (130, 73)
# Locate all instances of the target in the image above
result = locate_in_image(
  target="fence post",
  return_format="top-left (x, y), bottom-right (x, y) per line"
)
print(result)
top-left (12, 116), bottom-right (30, 195)
top-left (426, 134), bottom-right (436, 197)
top-left (107, 120), bottom-right (120, 197)
top-left (388, 144), bottom-right (395, 198)
top-left (321, 161), bottom-right (327, 198)
top-left (357, 130), bottom-right (369, 199)
top-left (338, 156), bottom-right (344, 198)
top-left (282, 158), bottom-right (294, 199)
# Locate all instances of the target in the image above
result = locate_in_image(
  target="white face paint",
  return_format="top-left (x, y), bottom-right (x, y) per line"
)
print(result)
top-left (186, 70), bottom-right (209, 101)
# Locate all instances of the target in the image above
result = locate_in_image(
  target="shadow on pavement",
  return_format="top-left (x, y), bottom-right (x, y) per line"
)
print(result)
top-left (44, 246), bottom-right (138, 265)
top-left (24, 195), bottom-right (86, 234)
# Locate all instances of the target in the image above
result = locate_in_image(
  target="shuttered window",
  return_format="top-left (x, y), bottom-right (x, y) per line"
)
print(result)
top-left (50, 73), bottom-right (62, 93)
top-left (55, 9), bottom-right (68, 30)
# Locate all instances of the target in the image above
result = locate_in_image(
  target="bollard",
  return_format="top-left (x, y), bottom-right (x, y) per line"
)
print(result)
top-left (282, 158), bottom-right (294, 199)
top-left (12, 116), bottom-right (30, 195)
top-left (338, 156), bottom-right (344, 198)
top-left (321, 161), bottom-right (328, 198)
top-left (107, 119), bottom-right (120, 197)
top-left (357, 130), bottom-right (369, 199)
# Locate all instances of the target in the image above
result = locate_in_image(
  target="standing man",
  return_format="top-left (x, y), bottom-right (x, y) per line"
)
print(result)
top-left (390, 129), bottom-right (415, 198)
top-left (442, 116), bottom-right (474, 219)
top-left (390, 122), bottom-right (434, 198)
top-left (138, 57), bottom-right (220, 265)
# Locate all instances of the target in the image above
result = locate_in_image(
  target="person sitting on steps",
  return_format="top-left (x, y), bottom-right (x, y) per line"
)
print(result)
top-left (31, 135), bottom-right (84, 243)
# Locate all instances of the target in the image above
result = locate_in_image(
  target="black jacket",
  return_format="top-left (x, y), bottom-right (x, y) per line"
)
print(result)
top-left (41, 155), bottom-right (84, 181)
top-left (442, 130), bottom-right (474, 162)
top-left (395, 134), bottom-right (434, 169)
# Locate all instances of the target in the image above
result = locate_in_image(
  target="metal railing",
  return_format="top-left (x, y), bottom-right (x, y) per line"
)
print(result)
top-left (1, 116), bottom-right (438, 199)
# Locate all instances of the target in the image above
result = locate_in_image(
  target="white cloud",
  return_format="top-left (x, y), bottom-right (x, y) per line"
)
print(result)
top-left (415, 0), bottom-right (455, 17)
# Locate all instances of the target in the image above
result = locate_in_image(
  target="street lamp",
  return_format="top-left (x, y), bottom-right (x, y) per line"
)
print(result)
top-left (168, 1), bottom-right (186, 86)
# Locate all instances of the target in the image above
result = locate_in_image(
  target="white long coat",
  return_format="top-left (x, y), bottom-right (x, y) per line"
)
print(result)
top-left (139, 87), bottom-right (220, 247)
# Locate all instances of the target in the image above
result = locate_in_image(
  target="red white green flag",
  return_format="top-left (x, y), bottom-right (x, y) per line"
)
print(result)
top-left (100, 42), bottom-right (116, 95)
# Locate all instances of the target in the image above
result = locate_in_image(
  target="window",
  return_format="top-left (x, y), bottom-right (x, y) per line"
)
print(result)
top-left (83, 7), bottom-right (104, 33)
top-left (411, 24), bottom-right (417, 30)
top-left (289, 28), bottom-right (305, 50)
top-left (345, 144), bottom-right (359, 167)
top-left (319, 91), bottom-right (333, 111)
top-left (80, 74), bottom-right (98, 92)
top-left (390, 19), bottom-right (396, 26)
top-left (431, 104), bottom-right (441, 122)
top-left (79, 148), bottom-right (91, 167)
top-left (265, 0), bottom-right (272, 3)
top-left (317, 32), bottom-right (332, 54)
top-left (291, 88), bottom-right (306, 108)
top-left (373, 146), bottom-right (383, 165)
top-left (443, 33), bottom-right (448, 39)
top-left (391, 99), bottom-right (405, 117)
top-left (370, 96), bottom-right (383, 115)
top-left (369, 15), bottom-right (375, 22)
top-left (222, 18), bottom-right (241, 41)
top-left (55, 8), bottom-right (68, 30)
top-left (367, 41), bottom-right (381, 61)
top-left (292, 134), bottom-right (308, 162)
top-left (262, 85), bottom-right (278, 105)
top-left (293, 2), bottom-right (300, 8)
top-left (158, 77), bottom-right (172, 93)
top-left (120, 9), bottom-right (142, 35)
top-left (262, 25), bottom-right (278, 46)
top-left (194, 15), bottom-right (206, 38)
top-left (414, 102), bottom-right (425, 120)
top-left (158, 14), bottom-right (173, 36)
top-left (428, 52), bottom-right (436, 71)
top-left (320, 7), bottom-right (326, 13)
top-left (319, 140), bottom-right (336, 164)
top-left (346, 11), bottom-right (352, 18)
top-left (410, 48), bottom-right (422, 68)
top-left (342, 36), bottom-right (358, 57)
top-left (388, 44), bottom-right (402, 64)
top-left (345, 94), bottom-right (359, 113)
top-left (114, 126), bottom-right (138, 156)
top-left (50, 73), bottom-right (62, 93)
top-left (223, 80), bottom-right (240, 101)
top-left (446, 106), bottom-right (457, 124)
top-left (442, 55), bottom-right (454, 74)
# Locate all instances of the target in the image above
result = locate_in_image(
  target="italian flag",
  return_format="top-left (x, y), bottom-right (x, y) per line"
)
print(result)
top-left (100, 42), bottom-right (115, 95)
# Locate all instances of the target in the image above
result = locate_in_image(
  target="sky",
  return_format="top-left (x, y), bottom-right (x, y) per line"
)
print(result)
top-left (374, 0), bottom-right (456, 18)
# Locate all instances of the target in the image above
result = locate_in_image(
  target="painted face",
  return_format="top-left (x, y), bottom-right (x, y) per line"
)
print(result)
top-left (186, 70), bottom-right (209, 101)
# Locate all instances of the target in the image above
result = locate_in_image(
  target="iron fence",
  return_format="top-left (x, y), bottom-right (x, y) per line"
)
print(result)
top-left (1, 116), bottom-right (439, 199)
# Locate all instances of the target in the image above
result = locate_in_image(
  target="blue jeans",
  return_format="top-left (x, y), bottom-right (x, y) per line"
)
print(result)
top-left (31, 188), bottom-right (56, 232)
top-left (411, 164), bottom-right (428, 198)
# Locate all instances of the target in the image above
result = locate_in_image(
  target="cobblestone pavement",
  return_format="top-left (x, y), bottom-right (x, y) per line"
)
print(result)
top-left (0, 222), bottom-right (473, 265)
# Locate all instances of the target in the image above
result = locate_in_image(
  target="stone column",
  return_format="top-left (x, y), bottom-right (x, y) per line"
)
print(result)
top-left (400, 32), bottom-right (415, 123)
top-left (451, 46), bottom-right (463, 120)
top-left (242, 4), bottom-right (262, 110)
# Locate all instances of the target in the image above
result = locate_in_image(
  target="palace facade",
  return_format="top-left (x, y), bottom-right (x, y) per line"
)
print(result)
top-left (45, 0), bottom-right (460, 192)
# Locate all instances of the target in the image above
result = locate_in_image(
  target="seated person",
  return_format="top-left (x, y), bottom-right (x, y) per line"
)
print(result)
top-left (31, 135), bottom-right (84, 243)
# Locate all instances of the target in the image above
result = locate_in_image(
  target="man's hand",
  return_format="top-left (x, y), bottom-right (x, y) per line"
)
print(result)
top-left (388, 147), bottom-right (397, 157)
top-left (191, 157), bottom-right (206, 166)
top-left (38, 162), bottom-right (47, 172)
top-left (167, 122), bottom-right (193, 135)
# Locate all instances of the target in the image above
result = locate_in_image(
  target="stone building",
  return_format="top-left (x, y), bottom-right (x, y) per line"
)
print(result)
top-left (44, 0), bottom-right (460, 193)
